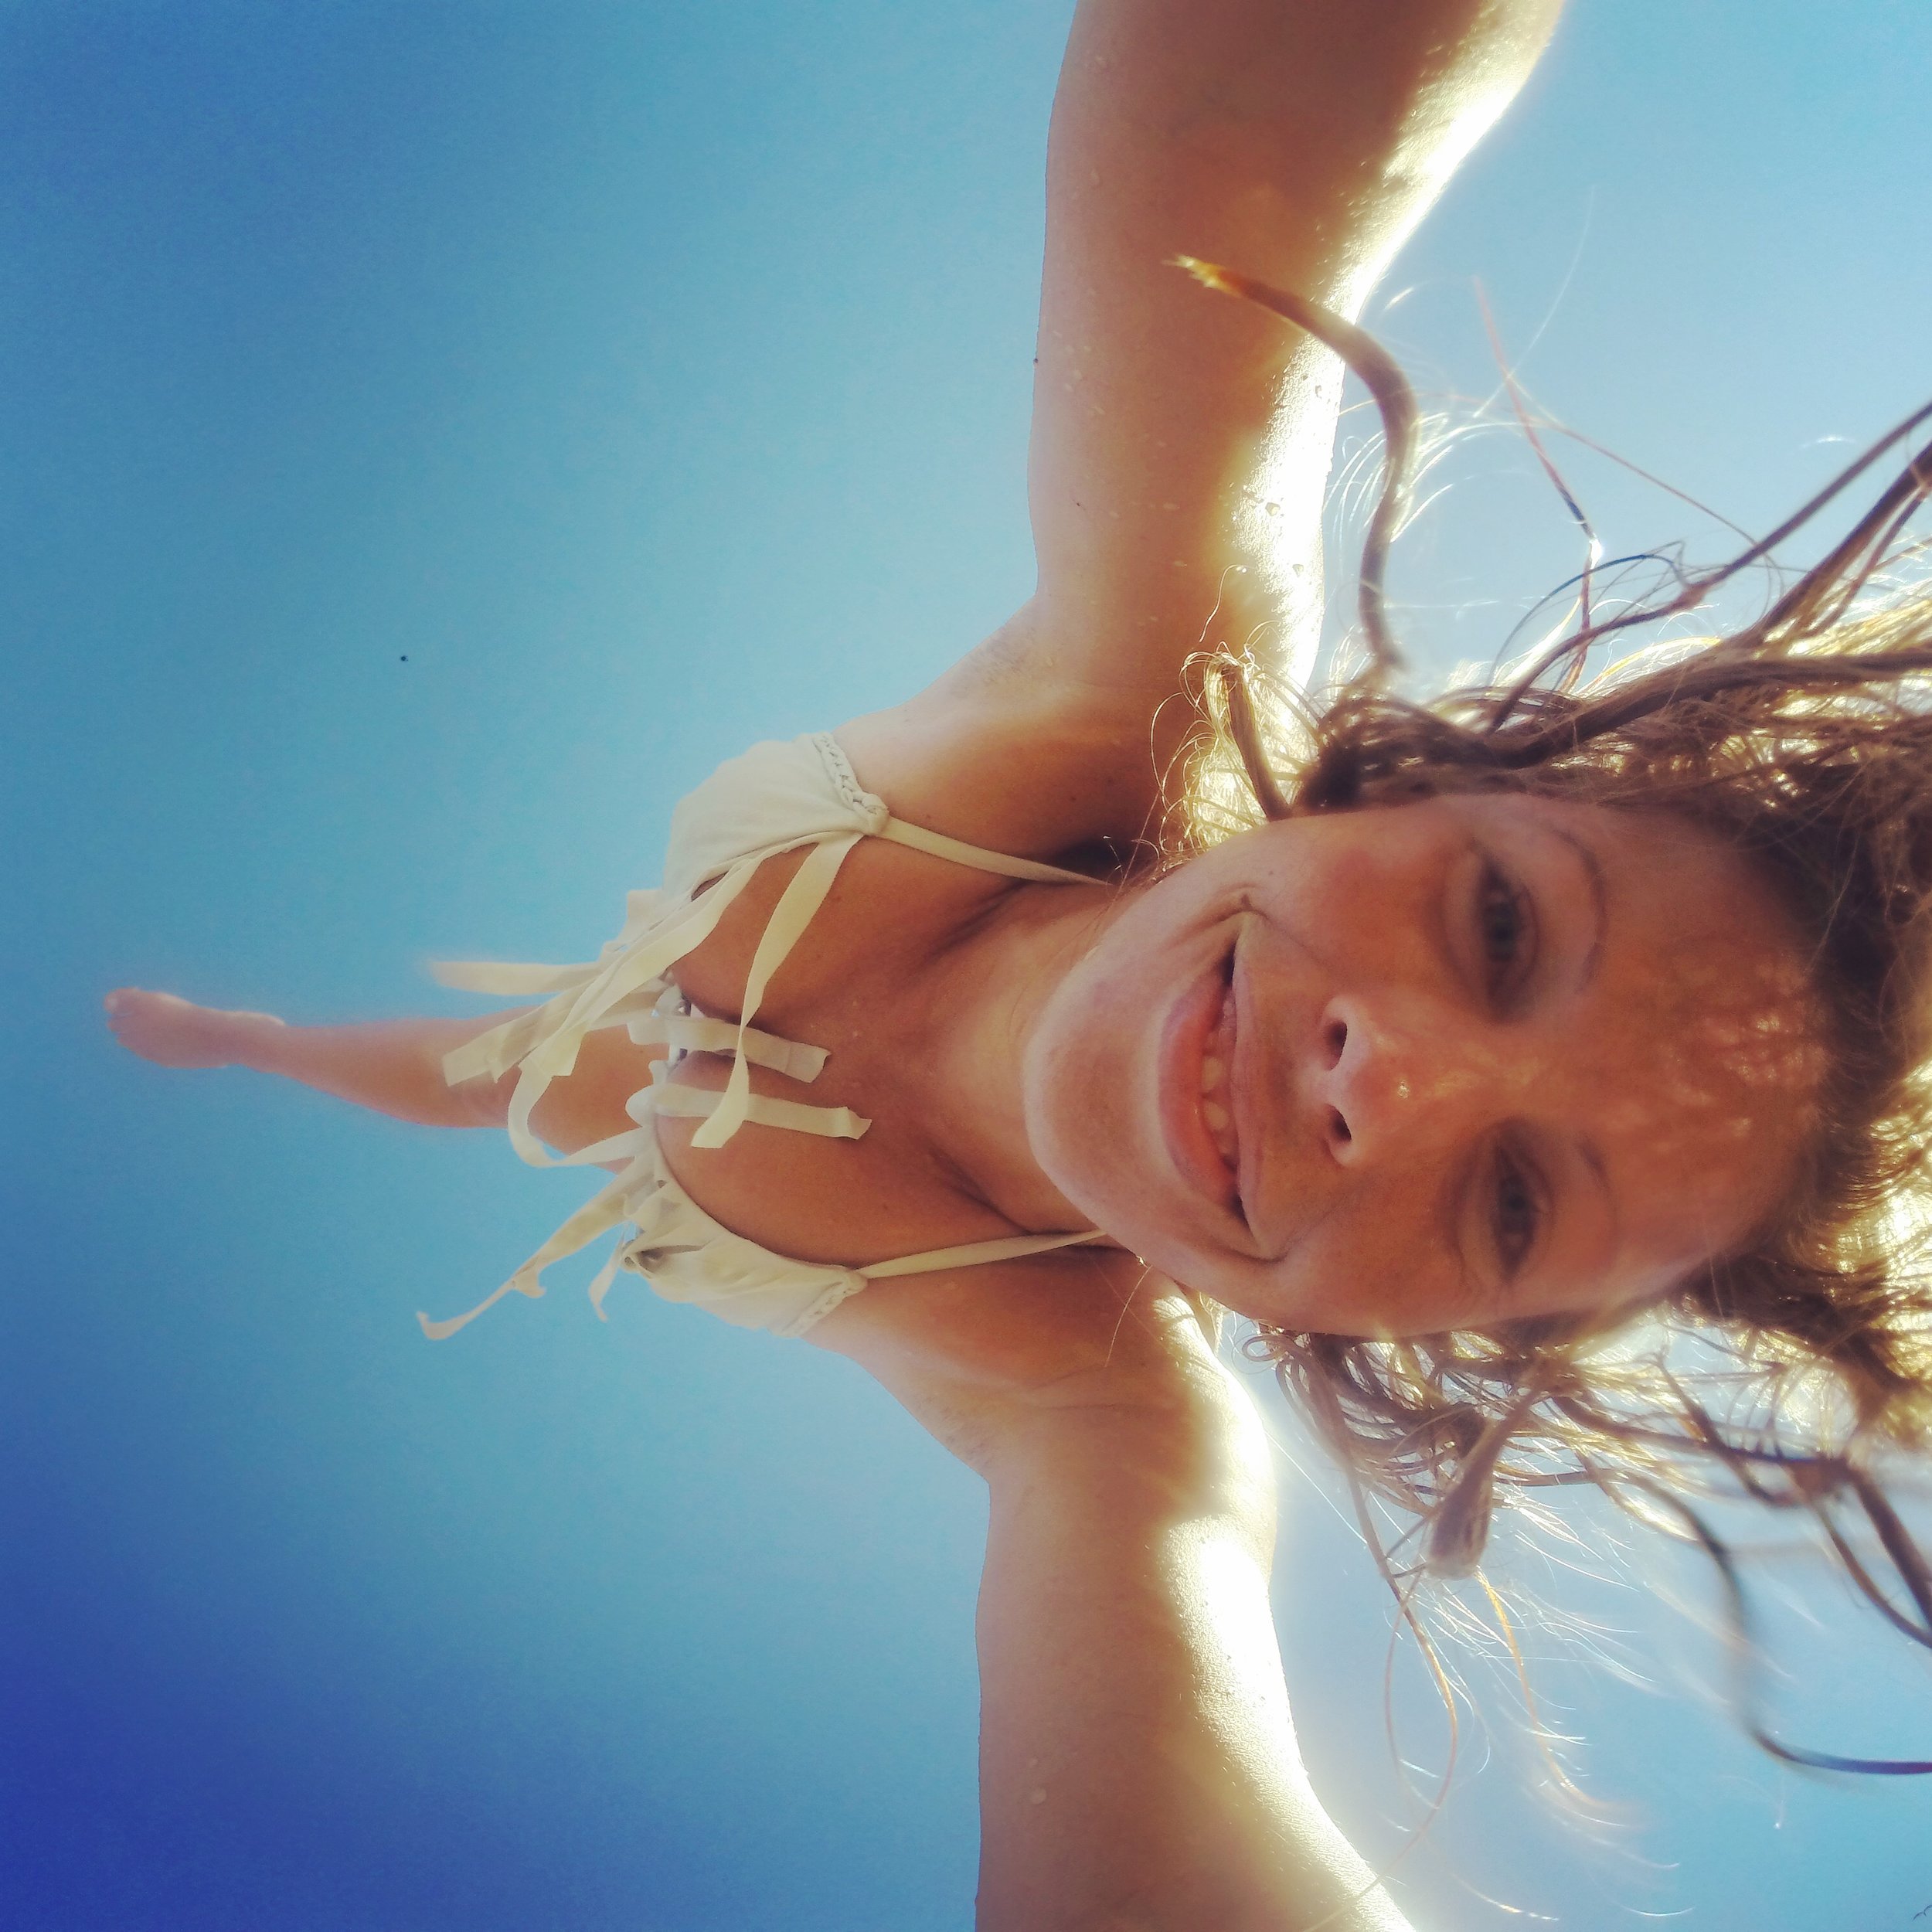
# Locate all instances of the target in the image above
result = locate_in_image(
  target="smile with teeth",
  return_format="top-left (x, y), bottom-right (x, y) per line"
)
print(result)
top-left (1158, 951), bottom-right (1243, 1209)
top-left (1199, 980), bottom-right (1240, 1169)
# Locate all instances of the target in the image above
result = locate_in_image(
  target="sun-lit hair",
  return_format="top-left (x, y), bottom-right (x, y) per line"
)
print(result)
top-left (1174, 263), bottom-right (1932, 1773)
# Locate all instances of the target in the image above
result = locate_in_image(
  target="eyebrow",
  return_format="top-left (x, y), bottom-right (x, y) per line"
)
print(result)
top-left (1550, 837), bottom-right (1617, 1283)
top-left (1436, 1140), bottom-right (1485, 1306)
top-left (1577, 1132), bottom-right (1621, 1238)
top-left (1549, 826), bottom-right (1608, 991)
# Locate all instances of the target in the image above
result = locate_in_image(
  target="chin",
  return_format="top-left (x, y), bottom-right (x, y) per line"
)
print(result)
top-left (1026, 1086), bottom-right (1165, 1243)
top-left (1029, 1115), bottom-right (1249, 1301)
top-left (1145, 1247), bottom-right (1286, 1326)
top-left (1023, 881), bottom-right (1251, 1285)
top-left (1026, 1094), bottom-right (1192, 1270)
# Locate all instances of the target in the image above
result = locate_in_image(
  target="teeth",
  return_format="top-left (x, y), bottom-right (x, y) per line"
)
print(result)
top-left (1196, 971), bottom-right (1240, 1172)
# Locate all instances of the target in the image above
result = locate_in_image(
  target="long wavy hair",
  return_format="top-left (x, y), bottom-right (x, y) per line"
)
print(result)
top-left (1172, 260), bottom-right (1932, 1774)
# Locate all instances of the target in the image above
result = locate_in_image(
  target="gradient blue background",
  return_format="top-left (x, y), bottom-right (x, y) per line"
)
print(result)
top-left (7, 2), bottom-right (1931, 1927)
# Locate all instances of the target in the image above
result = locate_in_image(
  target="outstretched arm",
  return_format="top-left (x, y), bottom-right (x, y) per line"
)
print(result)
top-left (977, 1366), bottom-right (1411, 1930)
top-left (842, 0), bottom-right (1563, 855)
top-left (816, 1267), bottom-right (1415, 1930)
top-left (1020, 0), bottom-right (1563, 705)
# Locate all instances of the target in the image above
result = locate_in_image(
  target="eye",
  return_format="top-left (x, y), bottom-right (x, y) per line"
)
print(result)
top-left (1475, 856), bottom-right (1537, 1002)
top-left (1492, 1145), bottom-right (1543, 1279)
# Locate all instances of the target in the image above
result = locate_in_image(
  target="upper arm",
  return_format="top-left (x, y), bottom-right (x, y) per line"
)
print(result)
top-left (849, 0), bottom-right (1562, 855)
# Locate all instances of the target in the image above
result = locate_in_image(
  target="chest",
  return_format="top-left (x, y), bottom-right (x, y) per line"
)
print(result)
top-left (645, 841), bottom-right (1022, 1267)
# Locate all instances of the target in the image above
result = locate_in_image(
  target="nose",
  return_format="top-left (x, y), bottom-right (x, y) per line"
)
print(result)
top-left (1311, 994), bottom-right (1488, 1166)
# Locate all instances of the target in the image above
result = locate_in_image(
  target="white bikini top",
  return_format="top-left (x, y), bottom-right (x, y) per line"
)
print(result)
top-left (418, 733), bottom-right (1106, 1342)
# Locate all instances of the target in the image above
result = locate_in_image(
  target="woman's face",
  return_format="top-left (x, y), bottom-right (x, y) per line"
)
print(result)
top-left (1023, 794), bottom-right (1822, 1336)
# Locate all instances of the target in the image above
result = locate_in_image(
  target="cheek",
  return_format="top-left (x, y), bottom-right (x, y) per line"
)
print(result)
top-left (1243, 1174), bottom-right (1472, 1336)
top-left (1289, 841), bottom-right (1432, 974)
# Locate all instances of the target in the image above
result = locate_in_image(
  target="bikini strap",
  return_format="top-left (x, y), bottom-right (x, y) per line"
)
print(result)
top-left (652, 1070), bottom-right (869, 1141)
top-left (873, 815), bottom-right (1096, 886)
top-left (687, 832), bottom-right (864, 1148)
top-left (811, 729), bottom-right (1097, 886)
top-left (857, 1227), bottom-right (1105, 1279)
top-left (628, 1010), bottom-right (830, 1083)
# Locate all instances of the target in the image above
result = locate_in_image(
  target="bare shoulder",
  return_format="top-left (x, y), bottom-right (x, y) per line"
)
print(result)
top-left (835, 600), bottom-right (1191, 862)
top-left (806, 1248), bottom-right (1243, 1477)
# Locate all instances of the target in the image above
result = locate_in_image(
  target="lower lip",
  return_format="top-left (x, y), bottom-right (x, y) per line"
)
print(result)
top-left (1158, 955), bottom-right (1239, 1210)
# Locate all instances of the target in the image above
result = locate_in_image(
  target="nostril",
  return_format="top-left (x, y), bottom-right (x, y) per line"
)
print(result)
top-left (1327, 1107), bottom-right (1352, 1148)
top-left (1323, 1019), bottom-right (1347, 1069)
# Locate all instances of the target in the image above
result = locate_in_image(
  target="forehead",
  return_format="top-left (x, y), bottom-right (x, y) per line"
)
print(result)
top-left (1493, 792), bottom-right (1820, 1284)
top-left (1441, 789), bottom-right (1791, 947)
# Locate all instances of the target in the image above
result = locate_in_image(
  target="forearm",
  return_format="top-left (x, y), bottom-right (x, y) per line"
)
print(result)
top-left (1025, 0), bottom-right (1564, 700)
top-left (251, 1013), bottom-right (516, 1127)
top-left (855, 0), bottom-right (1564, 849)
top-left (975, 1391), bottom-right (1413, 1932)
top-left (1045, 0), bottom-right (1564, 318)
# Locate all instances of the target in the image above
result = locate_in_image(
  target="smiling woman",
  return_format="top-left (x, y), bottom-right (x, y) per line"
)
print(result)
top-left (66, 0), bottom-right (1932, 1924)
top-left (1026, 791), bottom-right (1820, 1336)
top-left (1192, 370), bottom-right (1932, 1661)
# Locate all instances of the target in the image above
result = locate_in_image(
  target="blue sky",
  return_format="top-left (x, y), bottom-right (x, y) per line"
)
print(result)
top-left (6, 2), bottom-right (1931, 1927)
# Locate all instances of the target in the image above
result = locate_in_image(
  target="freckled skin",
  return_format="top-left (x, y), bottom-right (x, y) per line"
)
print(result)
top-left (1022, 794), bottom-right (1820, 1338)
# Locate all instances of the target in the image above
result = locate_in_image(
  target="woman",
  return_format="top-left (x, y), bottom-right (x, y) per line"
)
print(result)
top-left (100, 0), bottom-right (1932, 1923)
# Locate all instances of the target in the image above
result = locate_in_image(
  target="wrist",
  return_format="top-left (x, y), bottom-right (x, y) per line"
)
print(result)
top-left (226, 1007), bottom-right (290, 1072)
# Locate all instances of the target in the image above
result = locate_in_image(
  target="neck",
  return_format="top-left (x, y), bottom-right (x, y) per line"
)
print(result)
top-left (908, 882), bottom-right (1118, 1236)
